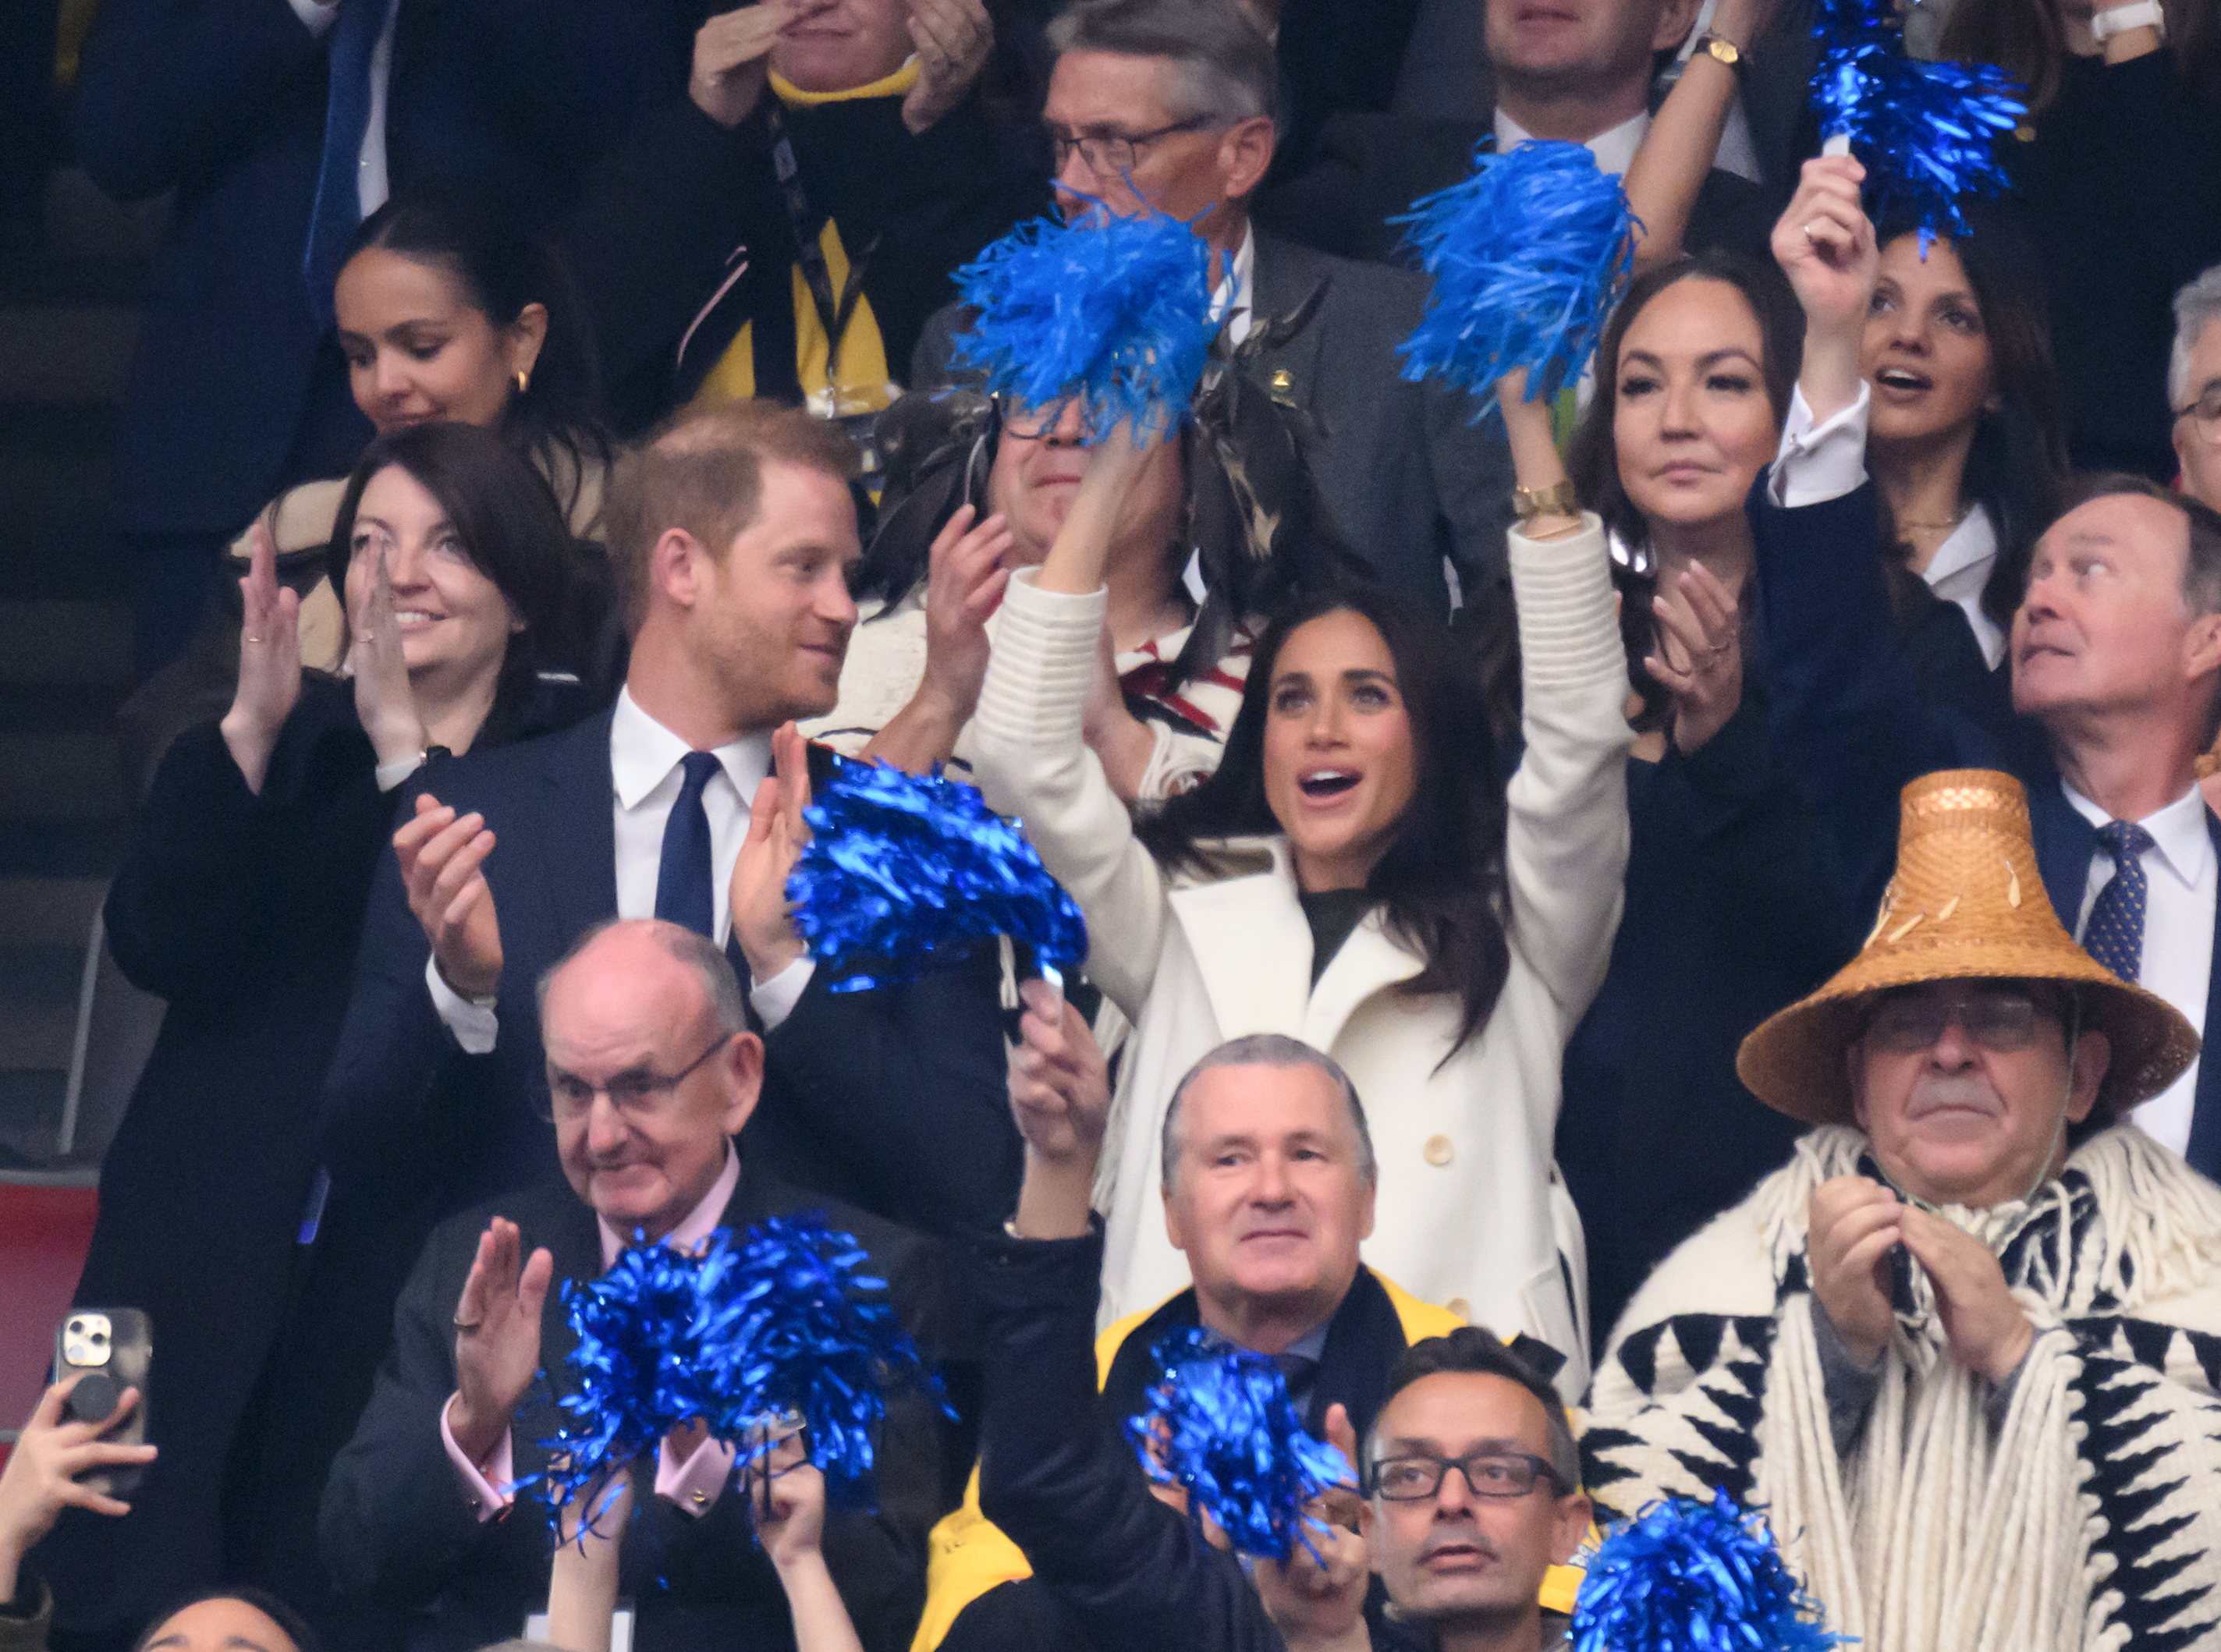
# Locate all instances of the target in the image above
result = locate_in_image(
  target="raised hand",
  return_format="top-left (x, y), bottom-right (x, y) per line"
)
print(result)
top-left (732, 721), bottom-right (813, 984)
top-left (902, 0), bottom-right (993, 134)
top-left (348, 542), bottom-right (429, 770)
top-left (1007, 977), bottom-right (1112, 1239)
top-left (1080, 616), bottom-right (1157, 801)
top-left (1772, 154), bottom-right (1877, 417)
top-left (396, 792), bottom-right (504, 1001)
top-left (221, 520), bottom-right (303, 795)
top-left (691, 2), bottom-right (793, 129)
top-left (1898, 1206), bottom-right (2035, 1384)
top-left (749, 1425), bottom-right (825, 1571)
top-left (1255, 1403), bottom-right (1370, 1652)
top-left (1038, 422), bottom-right (1157, 596)
top-left (0, 1377), bottom-right (158, 1600)
top-left (548, 1468), bottom-right (633, 1652)
top-left (1807, 1175), bottom-right (1901, 1369)
top-left (861, 503), bottom-right (1013, 773)
top-left (445, 1217), bottom-right (554, 1466)
top-left (1646, 560), bottom-right (1744, 756)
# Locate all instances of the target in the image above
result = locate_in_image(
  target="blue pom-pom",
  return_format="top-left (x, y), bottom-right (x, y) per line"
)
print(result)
top-left (1393, 139), bottom-right (1636, 420)
top-left (715, 1214), bottom-right (946, 1507)
top-left (539, 1218), bottom-right (943, 1529)
top-left (1125, 1327), bottom-right (1353, 1562)
top-left (950, 204), bottom-right (1216, 441)
top-left (786, 761), bottom-right (1088, 993)
top-left (1572, 1491), bottom-right (1847, 1652)
top-left (1811, 0), bottom-right (2024, 245)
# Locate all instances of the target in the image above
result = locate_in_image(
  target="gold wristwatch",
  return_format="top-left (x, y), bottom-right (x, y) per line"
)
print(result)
top-left (1693, 30), bottom-right (1746, 77)
top-left (1513, 480), bottom-right (1579, 523)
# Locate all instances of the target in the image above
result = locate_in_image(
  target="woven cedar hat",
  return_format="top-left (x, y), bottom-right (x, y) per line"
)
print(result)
top-left (1737, 770), bottom-right (2200, 1126)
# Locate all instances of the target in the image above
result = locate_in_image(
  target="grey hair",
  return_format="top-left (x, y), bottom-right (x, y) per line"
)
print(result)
top-left (1161, 1033), bottom-right (1377, 1193)
top-left (1047, 0), bottom-right (1277, 126)
top-left (535, 916), bottom-right (748, 1040)
top-left (2172, 264), bottom-right (2221, 410)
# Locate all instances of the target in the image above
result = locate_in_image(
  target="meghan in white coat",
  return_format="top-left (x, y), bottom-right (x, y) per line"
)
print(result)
top-left (969, 403), bottom-right (1632, 1397)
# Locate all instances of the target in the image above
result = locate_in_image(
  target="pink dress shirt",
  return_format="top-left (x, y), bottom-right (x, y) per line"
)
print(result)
top-left (440, 1145), bottom-right (745, 1521)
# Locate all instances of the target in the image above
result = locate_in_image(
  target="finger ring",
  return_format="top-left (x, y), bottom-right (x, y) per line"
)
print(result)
top-left (245, 635), bottom-right (264, 644)
top-left (1803, 222), bottom-right (1817, 240)
top-left (452, 1316), bottom-right (483, 1331)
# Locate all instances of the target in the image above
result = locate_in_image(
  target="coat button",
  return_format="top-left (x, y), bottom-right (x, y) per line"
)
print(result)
top-left (1423, 1135), bottom-right (1453, 1166)
top-left (1446, 1296), bottom-right (1471, 1320)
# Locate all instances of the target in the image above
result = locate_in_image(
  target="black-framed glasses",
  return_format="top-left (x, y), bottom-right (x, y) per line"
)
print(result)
top-left (2174, 385), bottom-right (2221, 445)
top-left (537, 1033), bottom-right (733, 1124)
top-left (1371, 1450), bottom-right (1562, 1501)
top-left (1046, 117), bottom-right (1215, 177)
top-left (1860, 984), bottom-right (2058, 1056)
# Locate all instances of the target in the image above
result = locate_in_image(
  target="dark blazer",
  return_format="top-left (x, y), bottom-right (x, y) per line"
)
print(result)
top-left (318, 707), bottom-right (1022, 1239)
top-left (911, 228), bottom-right (1515, 618)
top-left (945, 1267), bottom-right (1432, 1650)
top-left (66, 0), bottom-right (657, 539)
top-left (321, 1165), bottom-right (940, 1652)
top-left (1251, 113), bottom-right (1777, 271)
top-left (1752, 477), bottom-right (2221, 1178)
top-left (567, 82), bottom-right (1048, 432)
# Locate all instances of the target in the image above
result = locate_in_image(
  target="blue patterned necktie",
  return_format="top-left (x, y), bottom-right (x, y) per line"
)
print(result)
top-left (2081, 821), bottom-right (2157, 983)
top-left (303, 0), bottom-right (397, 331)
top-left (654, 752), bottom-right (725, 940)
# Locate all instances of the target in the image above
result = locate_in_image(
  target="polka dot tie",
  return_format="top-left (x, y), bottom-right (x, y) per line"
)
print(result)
top-left (2082, 821), bottom-right (2156, 984)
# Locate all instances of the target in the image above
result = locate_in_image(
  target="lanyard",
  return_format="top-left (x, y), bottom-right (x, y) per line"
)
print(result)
top-left (763, 103), bottom-right (882, 411)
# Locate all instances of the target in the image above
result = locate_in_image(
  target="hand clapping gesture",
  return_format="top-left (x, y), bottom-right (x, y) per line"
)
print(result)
top-left (860, 503), bottom-right (1012, 774)
top-left (445, 1216), bottom-right (554, 1466)
top-left (395, 792), bottom-right (505, 1001)
top-left (903, 0), bottom-right (994, 135)
top-left (220, 522), bottom-right (303, 796)
top-left (1646, 561), bottom-right (1744, 756)
top-left (1772, 154), bottom-right (1879, 420)
top-left (732, 721), bottom-right (814, 984)
top-left (690, 2), bottom-right (793, 129)
top-left (347, 543), bottom-right (430, 772)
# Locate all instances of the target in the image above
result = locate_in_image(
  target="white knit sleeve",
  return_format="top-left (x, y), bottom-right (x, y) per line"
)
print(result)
top-left (969, 570), bottom-right (1169, 1020)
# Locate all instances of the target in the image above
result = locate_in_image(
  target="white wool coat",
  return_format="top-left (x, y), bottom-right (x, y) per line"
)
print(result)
top-left (970, 516), bottom-right (1632, 1398)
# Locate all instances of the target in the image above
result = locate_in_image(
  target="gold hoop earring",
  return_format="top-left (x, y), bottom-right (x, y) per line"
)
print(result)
top-left (514, 368), bottom-right (530, 394)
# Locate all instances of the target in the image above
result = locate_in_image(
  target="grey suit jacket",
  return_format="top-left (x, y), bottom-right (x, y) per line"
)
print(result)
top-left (910, 226), bottom-right (1514, 618)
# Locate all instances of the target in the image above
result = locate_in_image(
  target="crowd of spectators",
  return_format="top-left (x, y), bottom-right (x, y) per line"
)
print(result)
top-left (9, 0), bottom-right (2221, 1647)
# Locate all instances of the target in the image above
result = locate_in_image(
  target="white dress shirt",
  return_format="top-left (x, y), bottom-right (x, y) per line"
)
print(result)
top-left (427, 689), bottom-right (815, 1051)
top-left (1493, 108), bottom-right (1650, 178)
top-left (2063, 782), bottom-right (2216, 1157)
top-left (289, 0), bottom-right (398, 218)
top-left (1210, 225), bottom-right (1258, 349)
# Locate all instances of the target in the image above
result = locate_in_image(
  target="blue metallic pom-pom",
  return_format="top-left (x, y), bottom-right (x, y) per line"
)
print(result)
top-left (786, 761), bottom-right (1088, 993)
top-left (1393, 139), bottom-right (1636, 420)
top-left (951, 204), bottom-right (1216, 441)
top-left (1811, 0), bottom-right (2024, 246)
top-left (1126, 1326), bottom-right (1354, 1563)
top-left (1572, 1490), bottom-right (1846, 1652)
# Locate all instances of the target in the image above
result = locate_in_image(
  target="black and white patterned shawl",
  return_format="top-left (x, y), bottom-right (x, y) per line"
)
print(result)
top-left (1580, 1124), bottom-right (2221, 1652)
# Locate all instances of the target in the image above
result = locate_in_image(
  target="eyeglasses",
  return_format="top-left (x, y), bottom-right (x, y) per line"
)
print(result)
top-left (537, 1033), bottom-right (733, 1124)
top-left (1370, 1451), bottom-right (1563, 1501)
top-left (2174, 385), bottom-right (2221, 446)
top-left (1861, 985), bottom-right (2060, 1055)
top-left (997, 399), bottom-right (1081, 443)
top-left (1046, 117), bottom-right (1215, 178)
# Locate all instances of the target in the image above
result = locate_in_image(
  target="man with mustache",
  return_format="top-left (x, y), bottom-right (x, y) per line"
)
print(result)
top-left (1584, 770), bottom-right (2221, 1652)
top-left (928, 988), bottom-right (1581, 1651)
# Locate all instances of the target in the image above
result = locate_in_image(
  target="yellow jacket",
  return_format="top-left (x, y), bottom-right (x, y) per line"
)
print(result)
top-left (912, 1274), bottom-right (1583, 1650)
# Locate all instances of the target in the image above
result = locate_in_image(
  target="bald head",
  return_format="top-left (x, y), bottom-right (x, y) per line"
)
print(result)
top-left (539, 920), bottom-right (762, 1239)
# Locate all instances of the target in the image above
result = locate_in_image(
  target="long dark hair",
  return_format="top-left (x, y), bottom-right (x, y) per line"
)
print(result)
top-left (344, 178), bottom-right (612, 524)
top-left (328, 421), bottom-right (616, 747)
top-left (1137, 585), bottom-right (1511, 1056)
top-left (1566, 252), bottom-right (1803, 729)
top-left (1872, 207), bottom-right (2067, 633)
top-left (1941, 0), bottom-right (2221, 110)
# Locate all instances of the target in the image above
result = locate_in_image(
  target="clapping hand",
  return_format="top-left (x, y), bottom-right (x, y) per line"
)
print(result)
top-left (221, 521), bottom-right (303, 795)
top-left (347, 542), bottom-right (429, 771)
top-left (690, 3), bottom-right (793, 129)
top-left (902, 0), bottom-right (993, 134)
top-left (395, 792), bottom-right (504, 1001)
top-left (863, 504), bottom-right (1012, 773)
top-left (1646, 560), bottom-right (1744, 756)
top-left (732, 721), bottom-right (814, 984)
top-left (445, 1217), bottom-right (553, 1466)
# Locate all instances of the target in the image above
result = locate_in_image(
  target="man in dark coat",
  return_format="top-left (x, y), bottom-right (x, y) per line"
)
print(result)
top-left (66, 0), bottom-right (656, 675)
top-left (910, 0), bottom-right (1516, 620)
top-left (322, 917), bottom-right (942, 1650)
top-left (566, 0), bottom-right (1049, 434)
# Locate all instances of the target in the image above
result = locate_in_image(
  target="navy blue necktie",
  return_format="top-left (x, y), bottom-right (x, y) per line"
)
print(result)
top-left (303, 0), bottom-right (396, 331)
top-left (655, 752), bottom-right (725, 940)
top-left (2082, 821), bottom-right (2157, 983)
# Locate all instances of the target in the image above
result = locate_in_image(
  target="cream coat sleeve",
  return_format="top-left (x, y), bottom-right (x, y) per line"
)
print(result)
top-left (1502, 513), bottom-right (1634, 1022)
top-left (970, 571), bottom-right (1169, 1020)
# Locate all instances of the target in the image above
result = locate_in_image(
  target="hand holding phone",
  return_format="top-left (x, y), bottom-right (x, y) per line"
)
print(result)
top-left (52, 1310), bottom-right (152, 1497)
top-left (0, 1368), bottom-right (158, 1602)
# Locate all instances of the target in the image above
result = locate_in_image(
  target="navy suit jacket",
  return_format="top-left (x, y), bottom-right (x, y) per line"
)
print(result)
top-left (67, 0), bottom-right (659, 538)
top-left (318, 708), bottom-right (1023, 1243)
top-left (1753, 477), bottom-right (2221, 1176)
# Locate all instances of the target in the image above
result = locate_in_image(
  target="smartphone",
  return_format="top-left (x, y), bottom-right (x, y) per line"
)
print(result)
top-left (51, 1309), bottom-right (151, 1497)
